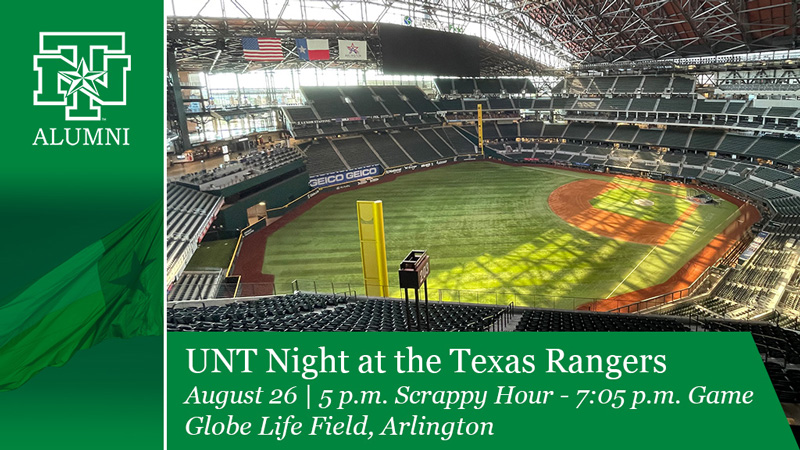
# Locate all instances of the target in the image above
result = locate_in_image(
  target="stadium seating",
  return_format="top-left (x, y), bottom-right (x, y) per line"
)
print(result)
top-left (392, 129), bottom-right (445, 162)
top-left (708, 158), bottom-right (737, 170)
top-left (396, 86), bottom-right (438, 113)
top-left (475, 78), bottom-right (502, 94)
top-left (780, 147), bottom-right (800, 165)
top-left (289, 76), bottom-right (800, 233)
top-left (745, 137), bottom-right (800, 160)
top-left (439, 127), bottom-right (478, 154)
top-left (671, 77), bottom-right (695, 93)
top-left (752, 166), bottom-right (794, 183)
top-left (499, 78), bottom-right (531, 94)
top-left (628, 97), bottom-right (658, 111)
top-left (419, 129), bottom-right (459, 157)
top-left (331, 136), bottom-right (383, 169)
top-left (659, 128), bottom-right (691, 148)
top-left (168, 294), bottom-right (506, 332)
top-left (780, 178), bottom-right (800, 192)
top-left (699, 171), bottom-right (722, 182)
top-left (683, 153), bottom-right (710, 166)
top-left (741, 106), bottom-right (768, 117)
top-left (371, 86), bottom-right (416, 115)
top-left (584, 146), bottom-right (614, 156)
top-left (519, 121), bottom-right (544, 137)
top-left (563, 122), bottom-right (595, 140)
top-left (169, 271), bottom-right (224, 302)
top-left (679, 167), bottom-right (702, 178)
top-left (717, 173), bottom-right (745, 185)
top-left (589, 76), bottom-right (616, 93)
top-left (609, 125), bottom-right (639, 142)
top-left (724, 101), bottom-right (747, 114)
top-left (641, 75), bottom-right (670, 93)
top-left (292, 124), bottom-right (321, 138)
top-left (176, 145), bottom-right (303, 189)
top-left (166, 183), bottom-right (224, 283)
top-left (385, 117), bottom-right (406, 128)
top-left (435, 98), bottom-right (464, 111)
top-left (304, 139), bottom-right (348, 175)
top-left (735, 178), bottom-right (768, 194)
top-left (694, 99), bottom-right (727, 114)
top-left (339, 86), bottom-right (388, 116)
top-left (515, 98), bottom-right (533, 109)
top-left (496, 123), bottom-right (519, 139)
top-left (759, 188), bottom-right (793, 200)
top-left (655, 164), bottom-right (680, 176)
top-left (632, 129), bottom-right (663, 146)
top-left (488, 97), bottom-right (515, 110)
top-left (657, 97), bottom-right (695, 113)
top-left (533, 98), bottom-right (552, 110)
top-left (481, 123), bottom-right (501, 139)
top-left (688, 129), bottom-right (724, 150)
top-left (716, 134), bottom-right (756, 154)
top-left (516, 310), bottom-right (687, 332)
top-left (766, 107), bottom-right (799, 118)
top-left (542, 123), bottom-right (567, 137)
top-left (319, 122), bottom-right (344, 134)
top-left (586, 123), bottom-right (616, 140)
top-left (454, 79), bottom-right (476, 95)
top-left (598, 97), bottom-right (631, 111)
top-left (633, 150), bottom-right (659, 162)
top-left (434, 79), bottom-right (454, 95)
top-left (363, 133), bottom-right (413, 167)
top-left (463, 99), bottom-right (489, 111)
top-left (301, 86), bottom-right (356, 119)
top-left (344, 121), bottom-right (367, 131)
top-left (284, 106), bottom-right (318, 122)
top-left (613, 76), bottom-right (644, 93)
top-left (552, 152), bottom-right (572, 162)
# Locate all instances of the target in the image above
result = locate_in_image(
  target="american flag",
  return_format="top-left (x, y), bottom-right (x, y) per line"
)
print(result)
top-left (241, 37), bottom-right (283, 61)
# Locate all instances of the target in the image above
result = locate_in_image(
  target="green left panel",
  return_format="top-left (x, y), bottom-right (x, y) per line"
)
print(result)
top-left (1, 1), bottom-right (163, 448)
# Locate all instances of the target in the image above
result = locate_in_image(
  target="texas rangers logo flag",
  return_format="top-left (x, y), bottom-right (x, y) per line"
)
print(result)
top-left (338, 39), bottom-right (367, 60)
top-left (295, 38), bottom-right (330, 61)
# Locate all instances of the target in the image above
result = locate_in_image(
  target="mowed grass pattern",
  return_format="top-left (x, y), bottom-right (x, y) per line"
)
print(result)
top-left (187, 238), bottom-right (237, 270)
top-left (262, 163), bottom-right (740, 308)
top-left (590, 187), bottom-right (693, 224)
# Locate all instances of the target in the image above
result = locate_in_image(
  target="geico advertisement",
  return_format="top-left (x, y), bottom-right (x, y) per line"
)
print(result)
top-left (309, 165), bottom-right (382, 188)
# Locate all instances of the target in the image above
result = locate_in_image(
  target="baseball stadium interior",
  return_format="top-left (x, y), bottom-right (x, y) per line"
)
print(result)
top-left (166, 0), bottom-right (800, 427)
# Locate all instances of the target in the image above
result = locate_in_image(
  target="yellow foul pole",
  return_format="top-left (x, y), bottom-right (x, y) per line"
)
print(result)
top-left (477, 104), bottom-right (484, 156)
top-left (356, 200), bottom-right (389, 297)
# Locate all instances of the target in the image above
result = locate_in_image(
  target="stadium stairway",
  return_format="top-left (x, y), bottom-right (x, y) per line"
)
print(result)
top-left (327, 140), bottom-right (352, 170)
top-left (502, 313), bottom-right (523, 332)
top-left (361, 137), bottom-right (390, 167)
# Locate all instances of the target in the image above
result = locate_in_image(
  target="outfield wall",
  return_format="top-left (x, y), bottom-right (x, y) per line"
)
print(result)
top-left (228, 159), bottom-right (762, 310)
top-left (227, 155), bottom-right (485, 292)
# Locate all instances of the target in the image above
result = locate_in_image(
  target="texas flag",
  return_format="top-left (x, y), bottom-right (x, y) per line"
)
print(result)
top-left (295, 38), bottom-right (330, 61)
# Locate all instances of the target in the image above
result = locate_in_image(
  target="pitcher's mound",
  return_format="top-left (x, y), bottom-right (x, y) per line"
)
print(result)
top-left (634, 199), bottom-right (655, 207)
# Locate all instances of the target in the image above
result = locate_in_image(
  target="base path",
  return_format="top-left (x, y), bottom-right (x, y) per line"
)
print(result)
top-left (548, 178), bottom-right (695, 246)
top-left (231, 160), bottom-right (760, 308)
top-left (577, 190), bottom-right (760, 311)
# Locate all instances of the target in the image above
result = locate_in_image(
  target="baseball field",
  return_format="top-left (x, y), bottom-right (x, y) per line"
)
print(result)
top-left (251, 162), bottom-right (752, 309)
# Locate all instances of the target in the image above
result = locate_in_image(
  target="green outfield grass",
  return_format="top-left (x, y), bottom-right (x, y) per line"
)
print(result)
top-left (186, 238), bottom-right (237, 270)
top-left (261, 163), bottom-right (740, 308)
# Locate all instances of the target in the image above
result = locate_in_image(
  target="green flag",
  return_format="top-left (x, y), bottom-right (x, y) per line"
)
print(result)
top-left (0, 202), bottom-right (162, 391)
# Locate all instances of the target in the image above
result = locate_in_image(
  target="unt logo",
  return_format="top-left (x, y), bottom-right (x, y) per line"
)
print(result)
top-left (34, 32), bottom-right (131, 121)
